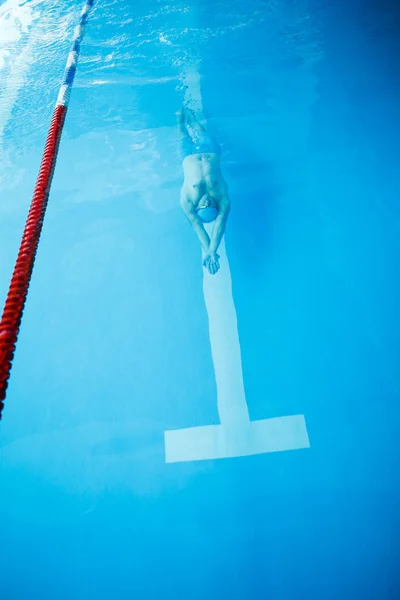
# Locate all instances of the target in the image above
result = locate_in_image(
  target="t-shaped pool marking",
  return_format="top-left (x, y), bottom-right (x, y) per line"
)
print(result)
top-left (165, 60), bottom-right (309, 462)
top-left (165, 234), bottom-right (310, 463)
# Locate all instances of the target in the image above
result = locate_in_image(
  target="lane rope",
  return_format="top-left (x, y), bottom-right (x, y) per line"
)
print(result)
top-left (0, 0), bottom-right (95, 419)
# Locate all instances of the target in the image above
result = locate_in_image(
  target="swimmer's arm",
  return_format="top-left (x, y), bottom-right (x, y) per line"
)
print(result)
top-left (180, 195), bottom-right (211, 252)
top-left (208, 195), bottom-right (231, 255)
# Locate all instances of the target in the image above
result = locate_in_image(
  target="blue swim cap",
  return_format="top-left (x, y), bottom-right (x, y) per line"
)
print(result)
top-left (197, 206), bottom-right (218, 223)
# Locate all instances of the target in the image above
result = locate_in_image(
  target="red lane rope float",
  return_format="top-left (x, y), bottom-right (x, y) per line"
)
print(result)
top-left (0, 105), bottom-right (66, 417)
top-left (0, 0), bottom-right (94, 420)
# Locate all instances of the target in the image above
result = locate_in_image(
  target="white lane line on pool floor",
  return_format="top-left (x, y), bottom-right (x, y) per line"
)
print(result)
top-left (164, 71), bottom-right (310, 462)
top-left (165, 233), bottom-right (310, 463)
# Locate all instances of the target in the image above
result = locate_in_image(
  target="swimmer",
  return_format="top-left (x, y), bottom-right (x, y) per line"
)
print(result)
top-left (178, 107), bottom-right (230, 275)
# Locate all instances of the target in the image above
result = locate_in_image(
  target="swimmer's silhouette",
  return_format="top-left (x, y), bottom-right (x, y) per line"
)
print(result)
top-left (178, 107), bottom-right (230, 275)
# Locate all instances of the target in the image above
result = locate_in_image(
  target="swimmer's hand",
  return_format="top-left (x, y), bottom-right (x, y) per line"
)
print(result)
top-left (203, 252), bottom-right (220, 275)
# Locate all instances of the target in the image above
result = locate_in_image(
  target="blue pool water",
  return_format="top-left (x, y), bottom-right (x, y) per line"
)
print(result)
top-left (1, 0), bottom-right (400, 597)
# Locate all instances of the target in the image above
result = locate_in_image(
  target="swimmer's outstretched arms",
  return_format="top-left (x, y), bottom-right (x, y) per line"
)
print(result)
top-left (178, 107), bottom-right (230, 275)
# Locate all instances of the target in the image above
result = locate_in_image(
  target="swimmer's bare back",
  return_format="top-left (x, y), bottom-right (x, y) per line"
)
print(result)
top-left (181, 152), bottom-right (228, 207)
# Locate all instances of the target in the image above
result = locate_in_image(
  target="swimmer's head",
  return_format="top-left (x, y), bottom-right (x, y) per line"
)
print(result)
top-left (196, 194), bottom-right (218, 223)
